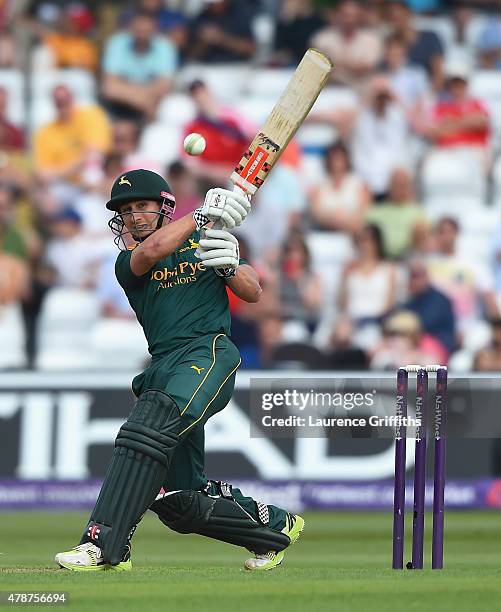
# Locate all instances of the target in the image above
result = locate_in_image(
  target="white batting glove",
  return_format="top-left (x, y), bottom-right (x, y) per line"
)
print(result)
top-left (197, 228), bottom-right (240, 278)
top-left (193, 187), bottom-right (250, 230)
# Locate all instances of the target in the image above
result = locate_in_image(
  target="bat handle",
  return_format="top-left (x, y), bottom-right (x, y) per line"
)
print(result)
top-left (195, 183), bottom-right (250, 256)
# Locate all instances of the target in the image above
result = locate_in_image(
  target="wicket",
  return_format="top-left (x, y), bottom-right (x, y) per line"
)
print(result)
top-left (392, 364), bottom-right (448, 570)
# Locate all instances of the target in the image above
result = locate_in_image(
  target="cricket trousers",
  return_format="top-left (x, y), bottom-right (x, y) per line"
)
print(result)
top-left (132, 332), bottom-right (288, 532)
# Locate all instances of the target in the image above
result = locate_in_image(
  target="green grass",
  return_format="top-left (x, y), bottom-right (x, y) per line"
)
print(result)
top-left (1, 511), bottom-right (500, 611)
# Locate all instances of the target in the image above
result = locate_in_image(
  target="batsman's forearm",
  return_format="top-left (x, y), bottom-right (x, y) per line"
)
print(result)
top-left (227, 264), bottom-right (262, 303)
top-left (130, 214), bottom-right (196, 275)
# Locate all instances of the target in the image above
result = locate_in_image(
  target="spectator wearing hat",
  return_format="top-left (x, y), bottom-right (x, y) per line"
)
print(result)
top-left (188, 0), bottom-right (256, 64)
top-left (102, 10), bottom-right (178, 120)
top-left (386, 0), bottom-right (444, 90)
top-left (370, 309), bottom-right (448, 370)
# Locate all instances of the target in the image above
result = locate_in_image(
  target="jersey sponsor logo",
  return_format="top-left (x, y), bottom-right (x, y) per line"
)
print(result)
top-left (119, 175), bottom-right (132, 187)
top-left (190, 365), bottom-right (205, 374)
top-left (150, 260), bottom-right (207, 290)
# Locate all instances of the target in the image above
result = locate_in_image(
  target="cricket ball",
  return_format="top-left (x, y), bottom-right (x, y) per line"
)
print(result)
top-left (183, 132), bottom-right (206, 156)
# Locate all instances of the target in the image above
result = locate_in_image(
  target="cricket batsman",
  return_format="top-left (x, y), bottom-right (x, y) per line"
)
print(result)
top-left (55, 169), bottom-right (304, 572)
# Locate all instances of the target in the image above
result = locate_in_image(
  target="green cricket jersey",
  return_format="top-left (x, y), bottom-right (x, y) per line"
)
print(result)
top-left (115, 231), bottom-right (232, 357)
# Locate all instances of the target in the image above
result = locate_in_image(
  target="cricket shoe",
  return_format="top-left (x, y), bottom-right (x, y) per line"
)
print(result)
top-left (244, 513), bottom-right (305, 571)
top-left (55, 542), bottom-right (132, 572)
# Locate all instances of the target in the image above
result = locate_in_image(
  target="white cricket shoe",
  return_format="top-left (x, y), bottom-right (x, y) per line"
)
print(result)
top-left (55, 542), bottom-right (105, 571)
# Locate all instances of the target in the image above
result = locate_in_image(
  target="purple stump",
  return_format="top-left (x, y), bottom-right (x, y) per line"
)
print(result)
top-left (411, 368), bottom-right (428, 570)
top-left (393, 368), bottom-right (408, 569)
top-left (432, 367), bottom-right (448, 569)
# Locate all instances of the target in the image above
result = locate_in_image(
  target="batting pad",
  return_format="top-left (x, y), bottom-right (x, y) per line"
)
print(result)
top-left (81, 390), bottom-right (180, 565)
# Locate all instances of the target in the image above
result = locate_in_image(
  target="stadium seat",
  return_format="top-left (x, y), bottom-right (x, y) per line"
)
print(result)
top-left (0, 303), bottom-right (26, 369)
top-left (91, 319), bottom-right (149, 370)
top-left (139, 122), bottom-right (184, 166)
top-left (35, 288), bottom-right (100, 370)
top-left (176, 64), bottom-right (250, 102)
top-left (422, 149), bottom-right (487, 209)
top-left (236, 96), bottom-right (275, 126)
top-left (493, 156), bottom-right (501, 207)
top-left (245, 68), bottom-right (295, 99)
top-left (156, 93), bottom-right (196, 125)
top-left (0, 69), bottom-right (25, 126)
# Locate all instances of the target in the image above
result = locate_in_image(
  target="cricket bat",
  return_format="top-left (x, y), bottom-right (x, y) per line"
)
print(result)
top-left (230, 48), bottom-right (333, 196)
top-left (196, 48), bottom-right (332, 256)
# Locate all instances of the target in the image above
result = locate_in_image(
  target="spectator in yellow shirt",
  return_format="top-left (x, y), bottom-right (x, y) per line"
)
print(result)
top-left (34, 85), bottom-right (111, 187)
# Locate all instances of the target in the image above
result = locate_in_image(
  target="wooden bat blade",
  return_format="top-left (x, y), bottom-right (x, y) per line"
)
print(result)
top-left (231, 48), bottom-right (333, 195)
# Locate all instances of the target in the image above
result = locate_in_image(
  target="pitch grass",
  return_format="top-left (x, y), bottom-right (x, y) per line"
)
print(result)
top-left (0, 511), bottom-right (500, 611)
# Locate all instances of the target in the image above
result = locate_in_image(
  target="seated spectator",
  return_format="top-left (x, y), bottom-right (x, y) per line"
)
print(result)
top-left (0, 87), bottom-right (24, 152)
top-left (474, 319), bottom-right (501, 371)
top-left (102, 10), bottom-right (178, 120)
top-left (119, 0), bottom-right (188, 49)
top-left (370, 309), bottom-right (447, 370)
top-left (183, 79), bottom-right (251, 182)
top-left (272, 0), bottom-right (326, 66)
top-left (426, 217), bottom-right (499, 335)
top-left (386, 0), bottom-right (444, 89)
top-left (311, 0), bottom-right (383, 88)
top-left (0, 23), bottom-right (15, 67)
top-left (188, 0), bottom-right (256, 64)
top-left (404, 259), bottom-right (456, 355)
top-left (310, 141), bottom-right (371, 233)
top-left (336, 224), bottom-right (398, 330)
top-left (366, 167), bottom-right (428, 259)
top-left (43, 207), bottom-right (107, 289)
top-left (477, 17), bottom-right (501, 71)
top-left (34, 85), bottom-right (111, 190)
top-left (42, 3), bottom-right (98, 71)
top-left (167, 161), bottom-right (202, 221)
top-left (110, 119), bottom-right (162, 174)
top-left (415, 62), bottom-right (490, 153)
top-left (0, 183), bottom-right (29, 262)
top-left (352, 75), bottom-right (411, 198)
top-left (278, 230), bottom-right (323, 335)
top-left (380, 33), bottom-right (430, 110)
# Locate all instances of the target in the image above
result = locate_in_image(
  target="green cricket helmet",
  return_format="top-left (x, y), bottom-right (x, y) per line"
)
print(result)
top-left (107, 169), bottom-right (176, 250)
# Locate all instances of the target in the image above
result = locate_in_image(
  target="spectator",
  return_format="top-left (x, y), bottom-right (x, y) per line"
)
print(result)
top-left (381, 33), bottom-right (430, 109)
top-left (102, 10), bottom-right (178, 120)
top-left (119, 0), bottom-right (188, 50)
top-left (427, 217), bottom-right (499, 334)
top-left (312, 0), bottom-right (383, 88)
top-left (188, 0), bottom-right (256, 64)
top-left (415, 62), bottom-right (490, 152)
top-left (183, 79), bottom-right (251, 182)
top-left (477, 17), bottom-right (501, 70)
top-left (278, 230), bottom-right (323, 335)
top-left (352, 75), bottom-right (411, 199)
top-left (0, 23), bottom-right (15, 67)
top-left (110, 119), bottom-right (162, 174)
top-left (366, 167), bottom-right (428, 259)
top-left (0, 184), bottom-right (29, 262)
top-left (34, 85), bottom-right (111, 189)
top-left (42, 3), bottom-right (98, 71)
top-left (273, 0), bottom-right (325, 66)
top-left (166, 161), bottom-right (201, 221)
top-left (404, 259), bottom-right (456, 355)
top-left (370, 309), bottom-right (447, 370)
top-left (310, 141), bottom-right (371, 233)
top-left (0, 87), bottom-right (24, 152)
top-left (43, 207), bottom-right (106, 288)
top-left (336, 224), bottom-right (398, 330)
top-left (474, 319), bottom-right (501, 371)
top-left (386, 0), bottom-right (444, 89)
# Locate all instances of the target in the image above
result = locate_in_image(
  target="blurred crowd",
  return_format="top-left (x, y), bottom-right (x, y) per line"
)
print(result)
top-left (2, 0), bottom-right (501, 372)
